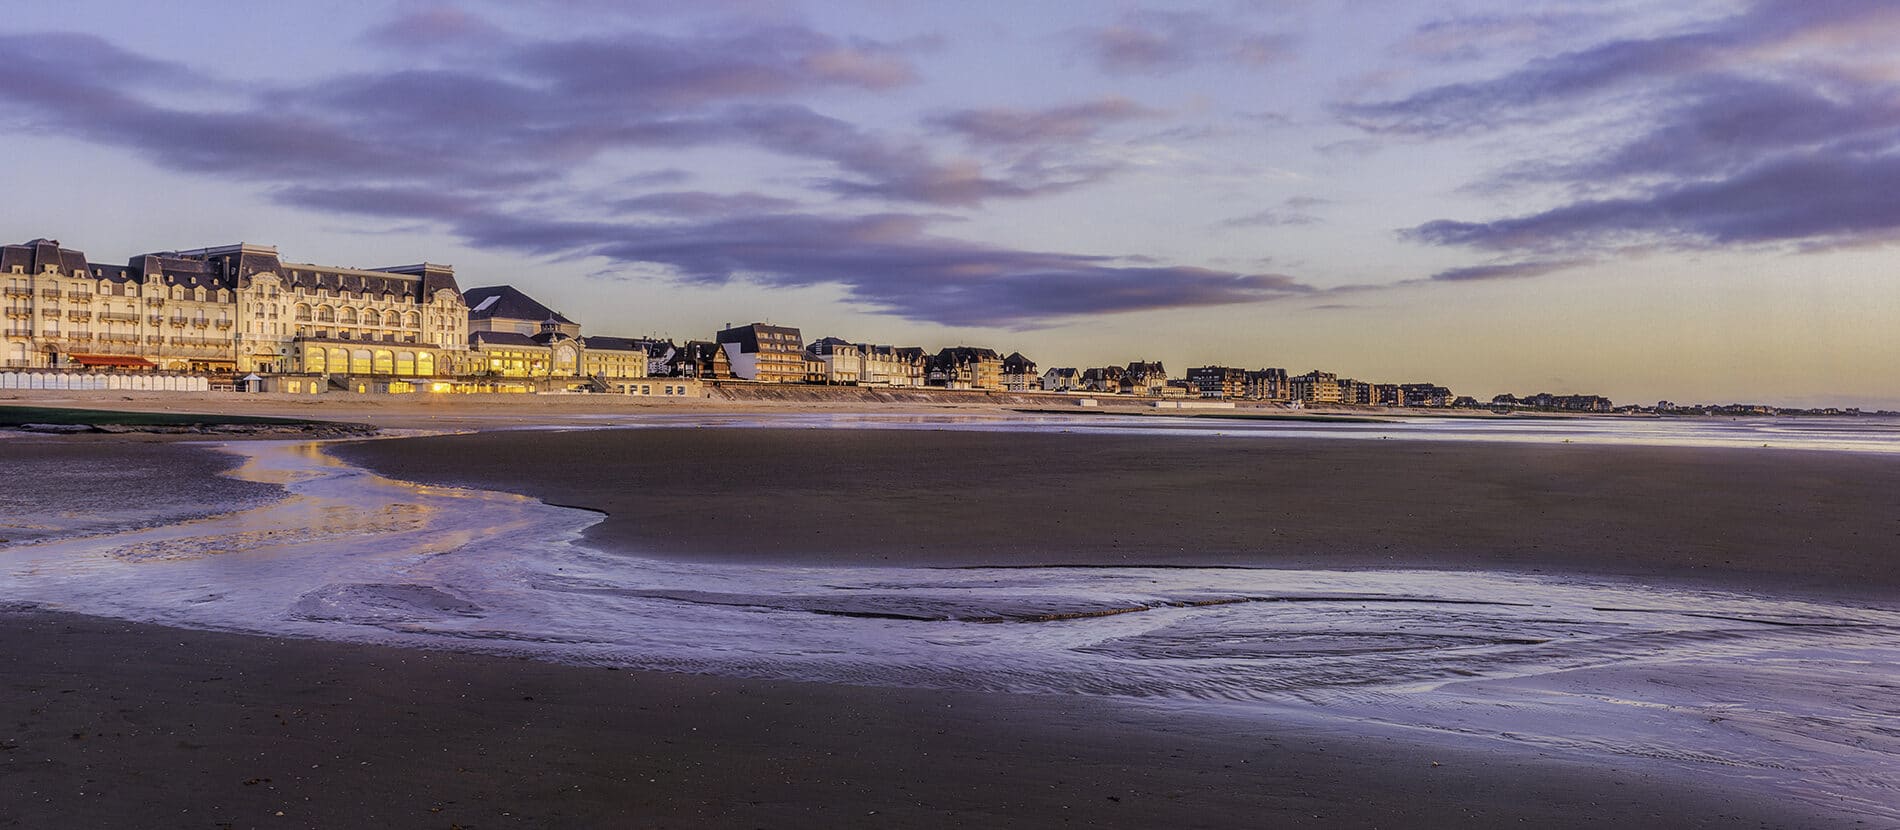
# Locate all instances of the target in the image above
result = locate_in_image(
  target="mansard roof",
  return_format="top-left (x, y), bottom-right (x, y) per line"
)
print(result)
top-left (1, 239), bottom-right (90, 276)
top-left (469, 330), bottom-right (543, 348)
top-left (464, 285), bottom-right (574, 324)
top-left (581, 335), bottom-right (650, 353)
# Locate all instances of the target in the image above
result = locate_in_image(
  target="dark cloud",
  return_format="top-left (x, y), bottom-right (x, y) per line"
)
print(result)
top-left (1081, 10), bottom-right (1296, 75)
top-left (0, 20), bottom-right (1304, 328)
top-left (1409, 150), bottom-right (1900, 253)
top-left (1342, 0), bottom-right (1900, 137)
top-left (557, 212), bottom-right (1314, 327)
top-left (0, 21), bottom-right (1073, 209)
top-left (1366, 1), bottom-right (1900, 257)
top-left (608, 191), bottom-right (800, 217)
top-left (1428, 259), bottom-right (1587, 282)
top-left (927, 98), bottom-right (1159, 146)
top-left (344, 208), bottom-right (1309, 327)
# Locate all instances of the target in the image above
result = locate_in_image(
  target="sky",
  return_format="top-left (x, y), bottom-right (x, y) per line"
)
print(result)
top-left (3, 0), bottom-right (1898, 407)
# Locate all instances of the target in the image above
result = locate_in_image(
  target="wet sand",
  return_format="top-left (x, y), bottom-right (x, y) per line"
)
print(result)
top-left (0, 608), bottom-right (1841, 829)
top-left (9, 416), bottom-right (1895, 827)
top-left (0, 435), bottom-right (282, 546)
top-left (338, 426), bottom-right (1900, 600)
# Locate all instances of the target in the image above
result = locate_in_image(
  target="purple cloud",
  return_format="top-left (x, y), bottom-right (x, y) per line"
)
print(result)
top-left (1410, 150), bottom-right (1900, 254)
top-left (927, 98), bottom-right (1160, 146)
top-left (1428, 259), bottom-right (1588, 282)
top-left (559, 212), bottom-right (1314, 327)
top-left (1220, 196), bottom-right (1329, 228)
top-left (0, 19), bottom-right (1308, 328)
top-left (1081, 10), bottom-right (1296, 75)
top-left (608, 191), bottom-right (800, 217)
top-left (1369, 1), bottom-right (1900, 257)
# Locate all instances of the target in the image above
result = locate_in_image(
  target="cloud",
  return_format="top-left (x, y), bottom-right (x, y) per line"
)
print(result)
top-left (608, 190), bottom-right (800, 217)
top-left (1395, 12), bottom-right (1599, 63)
top-left (1220, 196), bottom-right (1329, 228)
top-left (1365, 1), bottom-right (1900, 257)
top-left (1408, 150), bottom-right (1900, 253)
top-left (1080, 9), bottom-right (1296, 75)
top-left (0, 19), bottom-right (1311, 328)
top-left (0, 20), bottom-right (1102, 210)
top-left (439, 210), bottom-right (1316, 327)
top-left (927, 98), bottom-right (1160, 147)
top-left (1341, 0), bottom-right (1900, 137)
top-left (1427, 259), bottom-right (1588, 282)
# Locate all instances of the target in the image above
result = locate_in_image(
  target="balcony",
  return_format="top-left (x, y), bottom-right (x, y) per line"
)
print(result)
top-left (215, 320), bottom-right (234, 329)
top-left (4, 359), bottom-right (28, 367)
top-left (148, 314), bottom-right (164, 325)
top-left (4, 308), bottom-right (28, 319)
top-left (66, 311), bottom-right (90, 321)
top-left (192, 319), bottom-right (211, 329)
top-left (40, 309), bottom-right (60, 318)
top-left (97, 333), bottom-right (138, 344)
top-left (100, 312), bottom-right (139, 322)
top-left (169, 336), bottom-right (225, 347)
top-left (68, 332), bottom-right (93, 342)
top-left (39, 289), bottom-right (60, 299)
top-left (169, 316), bottom-right (188, 327)
top-left (145, 336), bottom-right (163, 345)
top-left (66, 292), bottom-right (90, 301)
top-left (144, 297), bottom-right (165, 306)
top-left (2, 286), bottom-right (31, 297)
top-left (3, 328), bottom-right (30, 337)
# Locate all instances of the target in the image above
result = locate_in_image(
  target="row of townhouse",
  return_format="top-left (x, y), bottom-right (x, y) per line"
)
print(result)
top-left (713, 324), bottom-right (1040, 391)
top-left (10, 237), bottom-right (1481, 403)
top-left (1186, 366), bottom-right (1291, 400)
top-left (1492, 392), bottom-right (1613, 412)
top-left (1039, 361), bottom-right (1173, 396)
top-left (1180, 364), bottom-right (1456, 407)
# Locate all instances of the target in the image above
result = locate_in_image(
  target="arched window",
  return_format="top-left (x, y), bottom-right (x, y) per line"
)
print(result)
top-left (417, 352), bottom-right (435, 376)
top-left (294, 303), bottom-right (312, 321)
top-left (403, 311), bottom-right (420, 328)
top-left (304, 345), bottom-right (327, 373)
top-left (372, 350), bottom-right (394, 375)
top-left (339, 307), bottom-right (358, 325)
top-left (317, 305), bottom-right (335, 323)
top-left (395, 351), bottom-right (415, 375)
top-left (384, 310), bottom-right (401, 326)
top-left (350, 349), bottom-right (372, 374)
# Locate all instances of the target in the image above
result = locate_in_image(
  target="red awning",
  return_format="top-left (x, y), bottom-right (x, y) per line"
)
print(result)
top-left (68, 354), bottom-right (157, 368)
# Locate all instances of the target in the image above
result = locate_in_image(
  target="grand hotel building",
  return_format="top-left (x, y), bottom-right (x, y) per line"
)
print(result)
top-left (3, 238), bottom-right (470, 379)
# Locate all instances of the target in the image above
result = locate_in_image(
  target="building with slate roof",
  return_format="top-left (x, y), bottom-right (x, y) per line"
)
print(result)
top-left (1000, 351), bottom-right (1038, 392)
top-left (927, 346), bottom-right (1004, 391)
top-left (716, 323), bottom-right (804, 383)
top-left (4, 239), bottom-right (470, 386)
top-left (1040, 367), bottom-right (1080, 391)
top-left (462, 286), bottom-right (648, 388)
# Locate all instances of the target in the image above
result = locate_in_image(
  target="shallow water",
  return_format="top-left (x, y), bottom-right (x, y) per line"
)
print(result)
top-left (3, 416), bottom-right (1898, 822)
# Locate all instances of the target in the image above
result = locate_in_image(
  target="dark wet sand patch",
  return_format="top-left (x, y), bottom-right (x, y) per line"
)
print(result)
top-left (0, 608), bottom-right (1845, 829)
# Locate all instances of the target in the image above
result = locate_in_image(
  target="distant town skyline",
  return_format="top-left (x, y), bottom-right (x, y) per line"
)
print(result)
top-left (4, 1), bottom-right (1898, 407)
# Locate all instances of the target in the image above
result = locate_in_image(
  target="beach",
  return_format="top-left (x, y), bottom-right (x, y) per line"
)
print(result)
top-left (335, 424), bottom-right (1900, 600)
top-left (4, 395), bottom-right (1896, 828)
top-left (0, 608), bottom-right (1834, 829)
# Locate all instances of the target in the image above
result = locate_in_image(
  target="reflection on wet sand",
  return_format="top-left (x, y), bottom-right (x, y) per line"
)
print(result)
top-left (2, 425), bottom-right (1897, 824)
